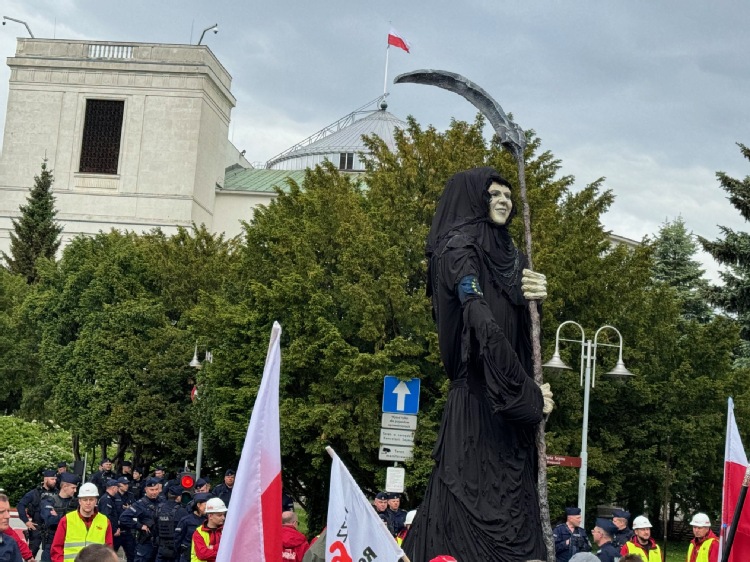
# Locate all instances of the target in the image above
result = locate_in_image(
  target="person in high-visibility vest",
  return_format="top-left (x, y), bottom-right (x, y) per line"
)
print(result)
top-left (687, 513), bottom-right (718, 562)
top-left (190, 498), bottom-right (226, 562)
top-left (50, 482), bottom-right (113, 562)
top-left (619, 516), bottom-right (662, 562)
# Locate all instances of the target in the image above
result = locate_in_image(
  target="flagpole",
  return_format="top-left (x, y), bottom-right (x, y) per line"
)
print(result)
top-left (723, 465), bottom-right (750, 562)
top-left (383, 44), bottom-right (390, 96)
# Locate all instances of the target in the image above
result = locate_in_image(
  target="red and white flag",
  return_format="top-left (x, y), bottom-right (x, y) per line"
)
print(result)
top-left (722, 397), bottom-right (750, 561)
top-left (387, 27), bottom-right (411, 53)
top-left (217, 322), bottom-right (283, 562)
top-left (325, 446), bottom-right (404, 562)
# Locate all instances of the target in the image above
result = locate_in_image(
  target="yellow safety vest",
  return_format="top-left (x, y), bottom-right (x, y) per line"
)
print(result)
top-left (191, 525), bottom-right (210, 562)
top-left (624, 540), bottom-right (662, 562)
top-left (687, 537), bottom-right (717, 562)
top-left (62, 511), bottom-right (109, 560)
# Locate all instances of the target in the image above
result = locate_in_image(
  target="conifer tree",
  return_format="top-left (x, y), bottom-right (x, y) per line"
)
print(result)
top-left (2, 160), bottom-right (62, 283)
top-left (652, 216), bottom-right (711, 322)
top-left (699, 143), bottom-right (750, 338)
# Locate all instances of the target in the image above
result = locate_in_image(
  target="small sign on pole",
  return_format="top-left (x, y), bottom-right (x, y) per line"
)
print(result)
top-left (385, 467), bottom-right (406, 493)
top-left (546, 455), bottom-right (582, 468)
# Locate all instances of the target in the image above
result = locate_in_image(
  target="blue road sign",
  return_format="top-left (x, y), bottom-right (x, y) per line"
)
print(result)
top-left (382, 376), bottom-right (420, 415)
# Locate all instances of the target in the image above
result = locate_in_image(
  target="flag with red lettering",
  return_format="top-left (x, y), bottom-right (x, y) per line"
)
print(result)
top-left (217, 322), bottom-right (283, 562)
top-left (387, 27), bottom-right (411, 53)
top-left (325, 446), bottom-right (404, 562)
top-left (722, 397), bottom-right (750, 561)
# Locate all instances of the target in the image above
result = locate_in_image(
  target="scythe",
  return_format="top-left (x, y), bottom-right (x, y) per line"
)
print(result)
top-left (395, 69), bottom-right (555, 562)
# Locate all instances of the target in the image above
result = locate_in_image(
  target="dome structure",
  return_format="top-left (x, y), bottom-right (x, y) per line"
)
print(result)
top-left (265, 95), bottom-right (406, 172)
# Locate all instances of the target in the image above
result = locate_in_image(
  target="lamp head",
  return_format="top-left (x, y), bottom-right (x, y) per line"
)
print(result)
top-left (605, 359), bottom-right (634, 377)
top-left (542, 351), bottom-right (572, 371)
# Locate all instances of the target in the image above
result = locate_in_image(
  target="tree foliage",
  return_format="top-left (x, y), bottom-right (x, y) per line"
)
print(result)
top-left (2, 160), bottom-right (62, 283)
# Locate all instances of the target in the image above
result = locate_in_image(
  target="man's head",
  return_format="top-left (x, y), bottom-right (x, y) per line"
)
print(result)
top-left (133, 468), bottom-right (143, 480)
top-left (195, 478), bottom-right (210, 493)
top-left (168, 484), bottom-right (183, 501)
top-left (690, 512), bottom-right (712, 540)
top-left (632, 515), bottom-right (652, 543)
top-left (43, 469), bottom-right (58, 489)
top-left (121, 461), bottom-right (132, 475)
top-left (105, 479), bottom-right (119, 496)
top-left (117, 477), bottom-right (130, 494)
top-left (282, 511), bottom-right (298, 527)
top-left (374, 492), bottom-right (388, 512)
top-left (224, 469), bottom-right (235, 487)
top-left (611, 509), bottom-right (630, 531)
top-left (57, 461), bottom-right (68, 474)
top-left (100, 458), bottom-right (112, 472)
top-left (59, 472), bottom-right (79, 498)
top-left (144, 478), bottom-right (161, 499)
top-left (78, 483), bottom-right (99, 517)
top-left (154, 467), bottom-right (165, 480)
top-left (193, 493), bottom-right (211, 515)
top-left (387, 493), bottom-right (401, 511)
top-left (0, 494), bottom-right (10, 532)
top-left (565, 507), bottom-right (582, 528)
top-left (592, 518), bottom-right (617, 546)
top-left (73, 543), bottom-right (119, 562)
top-left (204, 498), bottom-right (227, 529)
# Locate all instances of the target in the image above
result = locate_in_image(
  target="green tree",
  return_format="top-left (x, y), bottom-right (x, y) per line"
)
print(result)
top-left (0, 269), bottom-right (35, 412)
top-left (2, 160), bottom-right (62, 283)
top-left (652, 216), bottom-right (711, 322)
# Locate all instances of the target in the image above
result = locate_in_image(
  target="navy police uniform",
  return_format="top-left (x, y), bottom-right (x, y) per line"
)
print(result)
top-left (119, 478), bottom-right (165, 562)
top-left (553, 507), bottom-right (591, 562)
top-left (16, 470), bottom-right (57, 557)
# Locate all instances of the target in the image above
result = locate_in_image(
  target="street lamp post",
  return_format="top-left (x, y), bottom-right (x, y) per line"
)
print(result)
top-left (190, 343), bottom-right (212, 481)
top-left (543, 321), bottom-right (634, 523)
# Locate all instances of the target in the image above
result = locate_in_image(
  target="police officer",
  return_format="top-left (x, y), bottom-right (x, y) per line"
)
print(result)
top-left (131, 468), bottom-right (145, 501)
top-left (117, 477), bottom-right (136, 562)
top-left (553, 507), bottom-right (591, 562)
top-left (16, 469), bottom-right (58, 558)
top-left (212, 469), bottom-right (235, 507)
top-left (193, 479), bottom-right (210, 495)
top-left (119, 477), bottom-right (165, 562)
top-left (611, 509), bottom-right (634, 548)
top-left (174, 493), bottom-right (210, 562)
top-left (54, 462), bottom-right (68, 489)
top-left (155, 485), bottom-right (188, 562)
top-left (98, 480), bottom-right (122, 556)
top-left (39, 473), bottom-right (79, 562)
top-left (386, 493), bottom-right (407, 537)
top-left (591, 518), bottom-right (620, 562)
top-left (89, 458), bottom-right (116, 496)
top-left (119, 461), bottom-right (135, 482)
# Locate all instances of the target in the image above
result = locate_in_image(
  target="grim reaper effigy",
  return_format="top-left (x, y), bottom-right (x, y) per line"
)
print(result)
top-left (396, 71), bottom-right (554, 562)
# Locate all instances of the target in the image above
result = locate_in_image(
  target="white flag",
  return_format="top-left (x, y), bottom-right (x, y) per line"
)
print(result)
top-left (325, 446), bottom-right (405, 562)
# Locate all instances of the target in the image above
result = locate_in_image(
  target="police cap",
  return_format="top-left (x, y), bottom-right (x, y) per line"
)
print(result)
top-left (43, 469), bottom-right (56, 478)
top-left (195, 478), bottom-right (208, 488)
top-left (117, 477), bottom-right (129, 485)
top-left (375, 492), bottom-right (388, 500)
top-left (121, 460), bottom-right (132, 467)
top-left (101, 457), bottom-right (111, 464)
top-left (144, 477), bottom-right (161, 488)
top-left (612, 509), bottom-right (630, 519)
top-left (60, 473), bottom-right (78, 484)
top-left (57, 461), bottom-right (68, 468)
top-left (168, 484), bottom-right (183, 497)
top-left (105, 479), bottom-right (119, 488)
top-left (565, 507), bottom-right (582, 516)
top-left (225, 469), bottom-right (236, 476)
top-left (595, 518), bottom-right (618, 537)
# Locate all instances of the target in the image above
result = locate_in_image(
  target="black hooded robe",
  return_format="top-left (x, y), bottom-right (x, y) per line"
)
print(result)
top-left (403, 167), bottom-right (546, 562)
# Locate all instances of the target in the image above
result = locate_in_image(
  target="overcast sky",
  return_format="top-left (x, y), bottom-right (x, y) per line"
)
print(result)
top-left (2, 0), bottom-right (749, 280)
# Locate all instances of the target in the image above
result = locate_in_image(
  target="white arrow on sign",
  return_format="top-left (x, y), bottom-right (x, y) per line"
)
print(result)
top-left (393, 381), bottom-right (411, 411)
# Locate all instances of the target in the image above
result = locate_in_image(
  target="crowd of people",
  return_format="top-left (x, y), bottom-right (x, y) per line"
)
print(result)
top-left (1, 456), bottom-right (721, 562)
top-left (552, 506), bottom-right (719, 562)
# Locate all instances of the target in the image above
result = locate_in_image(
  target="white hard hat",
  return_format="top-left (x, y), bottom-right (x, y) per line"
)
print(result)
top-left (632, 515), bottom-right (652, 530)
top-left (690, 513), bottom-right (711, 527)
top-left (405, 510), bottom-right (417, 526)
top-left (78, 483), bottom-right (99, 498)
top-left (205, 498), bottom-right (228, 514)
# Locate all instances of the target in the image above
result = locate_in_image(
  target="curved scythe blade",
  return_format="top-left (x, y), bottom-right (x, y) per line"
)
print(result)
top-left (395, 68), bottom-right (556, 562)
top-left (394, 69), bottom-right (526, 156)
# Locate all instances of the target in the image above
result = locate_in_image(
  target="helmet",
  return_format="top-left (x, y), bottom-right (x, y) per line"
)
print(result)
top-left (632, 515), bottom-right (652, 530)
top-left (205, 498), bottom-right (228, 514)
top-left (78, 483), bottom-right (99, 498)
top-left (405, 510), bottom-right (417, 526)
top-left (690, 513), bottom-right (711, 527)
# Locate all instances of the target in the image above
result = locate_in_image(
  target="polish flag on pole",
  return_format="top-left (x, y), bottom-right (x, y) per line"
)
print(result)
top-left (217, 322), bottom-right (283, 562)
top-left (722, 397), bottom-right (750, 562)
top-left (387, 27), bottom-right (411, 53)
top-left (325, 446), bottom-right (405, 562)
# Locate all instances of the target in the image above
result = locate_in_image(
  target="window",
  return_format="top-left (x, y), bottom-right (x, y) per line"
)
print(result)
top-left (79, 99), bottom-right (124, 175)
top-left (339, 152), bottom-right (354, 171)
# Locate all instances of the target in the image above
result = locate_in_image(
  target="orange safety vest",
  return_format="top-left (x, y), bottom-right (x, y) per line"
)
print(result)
top-left (687, 536), bottom-right (717, 562)
top-left (624, 539), bottom-right (662, 562)
top-left (62, 511), bottom-right (109, 560)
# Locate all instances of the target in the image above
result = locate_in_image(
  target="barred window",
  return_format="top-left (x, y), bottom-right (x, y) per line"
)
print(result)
top-left (339, 152), bottom-right (354, 171)
top-left (79, 99), bottom-right (124, 175)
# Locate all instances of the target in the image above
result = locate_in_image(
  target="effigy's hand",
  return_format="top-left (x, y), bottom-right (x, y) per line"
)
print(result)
top-left (539, 382), bottom-right (554, 414)
top-left (522, 269), bottom-right (547, 300)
